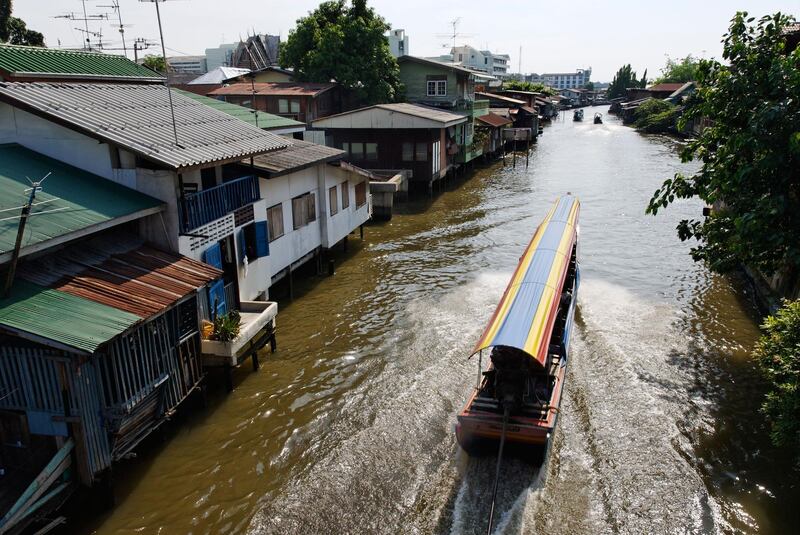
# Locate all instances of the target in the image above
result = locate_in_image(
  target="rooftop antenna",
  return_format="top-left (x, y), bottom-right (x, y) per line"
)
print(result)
top-left (53, 5), bottom-right (108, 51)
top-left (435, 18), bottom-right (475, 60)
top-left (140, 0), bottom-right (180, 147)
top-left (98, 1), bottom-right (128, 58)
top-left (3, 173), bottom-right (52, 298)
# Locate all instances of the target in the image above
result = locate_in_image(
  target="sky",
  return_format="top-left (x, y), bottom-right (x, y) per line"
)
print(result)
top-left (13, 0), bottom-right (800, 81)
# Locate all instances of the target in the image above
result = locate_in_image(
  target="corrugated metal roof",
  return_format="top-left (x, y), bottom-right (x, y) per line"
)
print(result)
top-left (175, 89), bottom-right (305, 131)
top-left (188, 67), bottom-right (251, 85)
top-left (312, 102), bottom-right (467, 129)
top-left (250, 140), bottom-right (344, 175)
top-left (0, 144), bottom-right (164, 260)
top-left (647, 83), bottom-right (685, 92)
top-left (477, 113), bottom-right (513, 128)
top-left (0, 280), bottom-right (140, 354)
top-left (476, 92), bottom-right (526, 105)
top-left (0, 83), bottom-right (290, 170)
top-left (21, 234), bottom-right (221, 318)
top-left (0, 44), bottom-right (164, 82)
top-left (209, 82), bottom-right (336, 97)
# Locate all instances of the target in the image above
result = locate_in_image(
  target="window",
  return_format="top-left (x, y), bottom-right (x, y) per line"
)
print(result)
top-left (267, 203), bottom-right (284, 241)
top-left (432, 140), bottom-right (441, 175)
top-left (350, 142), bottom-right (364, 160)
top-left (365, 143), bottom-right (378, 161)
top-left (342, 181), bottom-right (350, 209)
top-left (355, 181), bottom-right (367, 208)
top-left (238, 221), bottom-right (269, 263)
top-left (278, 99), bottom-right (289, 114)
top-left (466, 122), bottom-right (474, 139)
top-left (342, 142), bottom-right (349, 154)
top-left (426, 80), bottom-right (447, 97)
top-left (402, 142), bottom-right (414, 161)
top-left (415, 142), bottom-right (428, 161)
top-left (329, 185), bottom-right (338, 216)
top-left (290, 100), bottom-right (300, 113)
top-left (292, 192), bottom-right (316, 229)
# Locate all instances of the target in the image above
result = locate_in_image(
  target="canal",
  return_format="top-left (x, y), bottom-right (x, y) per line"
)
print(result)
top-left (83, 106), bottom-right (798, 534)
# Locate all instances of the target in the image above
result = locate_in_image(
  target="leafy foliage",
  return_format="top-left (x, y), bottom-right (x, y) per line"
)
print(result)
top-left (646, 12), bottom-right (800, 275)
top-left (633, 99), bottom-right (680, 133)
top-left (583, 81), bottom-right (595, 91)
top-left (0, 0), bottom-right (44, 46)
top-left (142, 54), bottom-right (167, 74)
top-left (503, 80), bottom-right (555, 95)
top-left (653, 54), bottom-right (701, 84)
top-left (753, 299), bottom-right (800, 454)
top-left (212, 310), bottom-right (241, 342)
top-left (279, 0), bottom-right (400, 105)
top-left (607, 64), bottom-right (647, 99)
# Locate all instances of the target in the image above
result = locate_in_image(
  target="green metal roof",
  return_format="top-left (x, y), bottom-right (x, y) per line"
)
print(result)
top-left (0, 44), bottom-right (164, 82)
top-left (0, 144), bottom-right (164, 260)
top-left (0, 280), bottom-right (140, 354)
top-left (175, 89), bottom-right (305, 131)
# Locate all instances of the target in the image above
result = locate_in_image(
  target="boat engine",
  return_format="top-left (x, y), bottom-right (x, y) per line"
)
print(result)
top-left (490, 346), bottom-right (529, 413)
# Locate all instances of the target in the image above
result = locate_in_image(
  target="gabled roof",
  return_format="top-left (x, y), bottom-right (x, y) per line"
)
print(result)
top-left (0, 82), bottom-right (290, 170)
top-left (225, 66), bottom-right (295, 83)
top-left (250, 140), bottom-right (344, 176)
top-left (477, 113), bottom-right (513, 128)
top-left (0, 44), bottom-right (164, 83)
top-left (0, 144), bottom-right (164, 264)
top-left (311, 102), bottom-right (467, 129)
top-left (209, 82), bottom-right (336, 97)
top-left (647, 82), bottom-right (686, 92)
top-left (397, 55), bottom-right (475, 76)
top-left (175, 89), bottom-right (305, 132)
top-left (188, 66), bottom-right (250, 85)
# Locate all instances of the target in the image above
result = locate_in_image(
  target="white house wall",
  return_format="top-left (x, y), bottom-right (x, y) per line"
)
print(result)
top-left (323, 165), bottom-right (370, 248)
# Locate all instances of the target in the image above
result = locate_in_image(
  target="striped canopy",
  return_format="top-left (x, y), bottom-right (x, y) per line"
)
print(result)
top-left (473, 195), bottom-right (580, 367)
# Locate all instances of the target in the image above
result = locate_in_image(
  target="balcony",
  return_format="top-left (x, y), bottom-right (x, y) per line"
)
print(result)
top-left (180, 175), bottom-right (260, 233)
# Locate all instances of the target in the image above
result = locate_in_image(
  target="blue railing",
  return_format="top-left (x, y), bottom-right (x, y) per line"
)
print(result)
top-left (180, 175), bottom-right (260, 232)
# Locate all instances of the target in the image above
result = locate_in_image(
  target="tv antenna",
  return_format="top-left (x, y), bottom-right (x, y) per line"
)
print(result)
top-left (98, 1), bottom-right (129, 57)
top-left (54, 1), bottom-right (108, 50)
top-left (435, 18), bottom-right (475, 59)
top-left (140, 0), bottom-right (180, 147)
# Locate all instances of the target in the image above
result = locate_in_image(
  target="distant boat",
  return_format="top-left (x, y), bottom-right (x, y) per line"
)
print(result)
top-left (573, 109), bottom-right (584, 121)
top-left (594, 112), bottom-right (603, 124)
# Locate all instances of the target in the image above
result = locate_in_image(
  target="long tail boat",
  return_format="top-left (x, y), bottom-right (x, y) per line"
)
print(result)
top-left (456, 195), bottom-right (580, 458)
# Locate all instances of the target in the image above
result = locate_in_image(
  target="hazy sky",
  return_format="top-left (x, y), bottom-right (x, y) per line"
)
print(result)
top-left (14, 0), bottom-right (799, 81)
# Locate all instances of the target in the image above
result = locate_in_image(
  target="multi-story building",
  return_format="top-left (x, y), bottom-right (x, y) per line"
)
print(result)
top-left (542, 68), bottom-right (592, 89)
top-left (167, 55), bottom-right (208, 74)
top-left (450, 45), bottom-right (511, 80)
top-left (387, 29), bottom-right (409, 58)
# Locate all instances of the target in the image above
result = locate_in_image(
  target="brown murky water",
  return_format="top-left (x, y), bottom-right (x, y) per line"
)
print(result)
top-left (83, 107), bottom-right (799, 534)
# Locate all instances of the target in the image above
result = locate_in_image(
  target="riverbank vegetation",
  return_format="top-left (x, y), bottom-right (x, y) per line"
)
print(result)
top-left (503, 80), bottom-right (556, 95)
top-left (632, 99), bottom-right (680, 133)
top-left (652, 55), bottom-right (700, 85)
top-left (646, 12), bottom-right (800, 458)
top-left (607, 64), bottom-right (647, 99)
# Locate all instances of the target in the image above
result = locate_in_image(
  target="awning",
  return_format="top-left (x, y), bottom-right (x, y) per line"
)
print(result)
top-left (471, 196), bottom-right (579, 367)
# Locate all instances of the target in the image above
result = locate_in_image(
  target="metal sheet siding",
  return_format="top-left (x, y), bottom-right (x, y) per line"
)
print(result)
top-left (69, 359), bottom-right (112, 476)
top-left (175, 89), bottom-right (304, 130)
top-left (0, 83), bottom-right (290, 169)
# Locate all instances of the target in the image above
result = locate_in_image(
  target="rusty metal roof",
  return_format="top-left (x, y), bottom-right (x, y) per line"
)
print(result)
top-left (209, 82), bottom-right (337, 97)
top-left (476, 92), bottom-right (526, 105)
top-left (250, 140), bottom-right (344, 176)
top-left (21, 234), bottom-right (221, 319)
top-left (477, 113), bottom-right (513, 128)
top-left (0, 82), bottom-right (290, 170)
top-left (646, 83), bottom-right (685, 92)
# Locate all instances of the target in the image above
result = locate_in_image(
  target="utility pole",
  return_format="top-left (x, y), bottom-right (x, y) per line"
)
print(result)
top-left (3, 173), bottom-right (51, 298)
top-left (132, 37), bottom-right (151, 63)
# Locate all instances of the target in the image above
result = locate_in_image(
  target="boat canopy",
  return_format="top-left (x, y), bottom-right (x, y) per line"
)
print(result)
top-left (472, 195), bottom-right (579, 367)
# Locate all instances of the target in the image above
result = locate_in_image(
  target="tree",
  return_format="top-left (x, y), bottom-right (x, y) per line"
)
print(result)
top-left (653, 54), bottom-right (701, 84)
top-left (583, 81), bottom-right (595, 91)
top-left (753, 299), bottom-right (800, 457)
top-left (279, 0), bottom-right (400, 105)
top-left (606, 64), bottom-right (647, 99)
top-left (0, 0), bottom-right (44, 46)
top-left (142, 54), bottom-right (167, 74)
top-left (646, 12), bottom-right (800, 276)
top-left (503, 79), bottom-right (555, 95)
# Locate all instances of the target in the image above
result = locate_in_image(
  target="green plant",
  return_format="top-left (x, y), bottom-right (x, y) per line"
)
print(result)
top-left (653, 54), bottom-right (701, 85)
top-left (646, 12), bottom-right (800, 275)
top-left (212, 310), bottom-right (241, 342)
top-left (753, 299), bottom-right (800, 455)
top-left (0, 0), bottom-right (44, 46)
top-left (280, 0), bottom-right (400, 105)
top-left (633, 99), bottom-right (680, 133)
top-left (142, 54), bottom-right (167, 74)
top-left (607, 64), bottom-right (647, 99)
top-left (503, 80), bottom-right (555, 96)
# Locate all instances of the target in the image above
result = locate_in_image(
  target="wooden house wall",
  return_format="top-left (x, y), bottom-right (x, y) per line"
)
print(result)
top-left (399, 62), bottom-right (472, 105)
top-left (327, 128), bottom-right (445, 183)
top-left (221, 90), bottom-right (339, 123)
